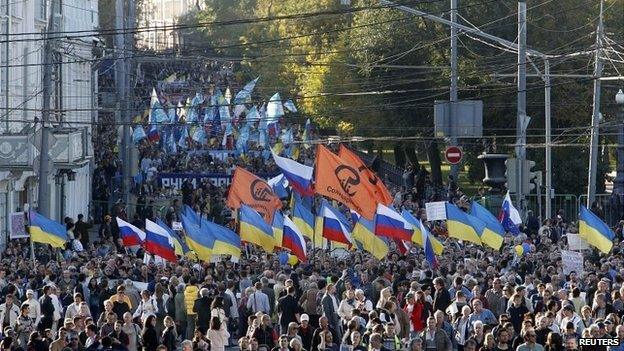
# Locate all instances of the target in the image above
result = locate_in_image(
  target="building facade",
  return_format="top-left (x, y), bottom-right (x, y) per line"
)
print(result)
top-left (137, 0), bottom-right (202, 51)
top-left (0, 0), bottom-right (98, 247)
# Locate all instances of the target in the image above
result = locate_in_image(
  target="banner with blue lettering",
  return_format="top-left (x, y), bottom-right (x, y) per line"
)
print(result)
top-left (159, 172), bottom-right (279, 190)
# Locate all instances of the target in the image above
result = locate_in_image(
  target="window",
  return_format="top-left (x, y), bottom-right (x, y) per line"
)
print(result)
top-left (36, 0), bottom-right (47, 21)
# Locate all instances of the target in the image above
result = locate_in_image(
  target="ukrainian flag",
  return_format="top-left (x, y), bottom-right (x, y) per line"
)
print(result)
top-left (579, 205), bottom-right (614, 254)
top-left (181, 213), bottom-right (214, 261)
top-left (445, 203), bottom-right (482, 245)
top-left (470, 202), bottom-right (505, 250)
top-left (200, 218), bottom-right (241, 258)
top-left (514, 242), bottom-right (532, 256)
top-left (351, 214), bottom-right (389, 260)
top-left (240, 205), bottom-right (275, 253)
top-left (29, 211), bottom-right (67, 248)
top-left (292, 197), bottom-right (315, 243)
top-left (272, 210), bottom-right (284, 248)
top-left (402, 210), bottom-right (444, 255)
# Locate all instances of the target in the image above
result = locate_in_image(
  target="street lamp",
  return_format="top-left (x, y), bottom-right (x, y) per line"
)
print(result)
top-left (613, 89), bottom-right (624, 195)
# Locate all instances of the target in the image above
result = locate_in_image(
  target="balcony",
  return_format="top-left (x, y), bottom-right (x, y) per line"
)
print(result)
top-left (0, 127), bottom-right (92, 169)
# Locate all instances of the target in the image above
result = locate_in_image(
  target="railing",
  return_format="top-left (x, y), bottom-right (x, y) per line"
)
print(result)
top-left (524, 194), bottom-right (580, 223)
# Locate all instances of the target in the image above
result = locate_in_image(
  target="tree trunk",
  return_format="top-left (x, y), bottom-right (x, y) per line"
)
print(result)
top-left (404, 144), bottom-right (420, 169)
top-left (394, 142), bottom-right (406, 168)
top-left (427, 139), bottom-right (443, 186)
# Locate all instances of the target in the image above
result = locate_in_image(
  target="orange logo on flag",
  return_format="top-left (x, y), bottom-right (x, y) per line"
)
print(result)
top-left (226, 167), bottom-right (282, 223)
top-left (314, 145), bottom-right (377, 219)
top-left (338, 144), bottom-right (393, 206)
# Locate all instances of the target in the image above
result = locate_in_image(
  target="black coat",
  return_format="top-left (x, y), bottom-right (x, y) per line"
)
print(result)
top-left (141, 327), bottom-right (159, 351)
top-left (433, 289), bottom-right (451, 313)
top-left (193, 296), bottom-right (212, 331)
top-left (277, 294), bottom-right (301, 328)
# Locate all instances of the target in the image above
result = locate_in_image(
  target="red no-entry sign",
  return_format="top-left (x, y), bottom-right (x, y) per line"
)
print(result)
top-left (445, 146), bottom-right (463, 165)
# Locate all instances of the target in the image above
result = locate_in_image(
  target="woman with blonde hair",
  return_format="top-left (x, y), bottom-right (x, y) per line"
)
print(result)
top-left (376, 287), bottom-right (393, 309)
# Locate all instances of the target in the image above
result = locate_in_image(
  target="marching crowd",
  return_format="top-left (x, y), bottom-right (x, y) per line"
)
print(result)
top-left (73, 62), bottom-right (624, 351)
top-left (4, 172), bottom-right (624, 351)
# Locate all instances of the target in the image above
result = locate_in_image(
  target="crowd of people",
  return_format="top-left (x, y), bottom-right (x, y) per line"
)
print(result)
top-left (3, 194), bottom-right (624, 351)
top-left (73, 61), bottom-right (624, 351)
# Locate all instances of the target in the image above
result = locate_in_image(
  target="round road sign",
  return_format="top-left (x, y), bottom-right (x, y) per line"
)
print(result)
top-left (445, 146), bottom-right (463, 165)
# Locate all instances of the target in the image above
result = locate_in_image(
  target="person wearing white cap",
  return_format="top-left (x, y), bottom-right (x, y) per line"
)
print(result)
top-left (297, 314), bottom-right (313, 351)
top-left (23, 289), bottom-right (41, 327)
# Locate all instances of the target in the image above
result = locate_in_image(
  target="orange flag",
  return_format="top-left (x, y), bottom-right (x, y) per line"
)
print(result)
top-left (314, 145), bottom-right (377, 219)
top-left (338, 144), bottom-right (393, 206)
top-left (226, 167), bottom-right (282, 223)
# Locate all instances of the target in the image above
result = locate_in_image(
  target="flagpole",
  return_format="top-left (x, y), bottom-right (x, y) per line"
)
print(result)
top-left (26, 209), bottom-right (35, 270)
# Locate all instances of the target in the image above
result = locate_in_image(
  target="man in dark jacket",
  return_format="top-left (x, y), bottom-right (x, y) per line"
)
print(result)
top-left (193, 288), bottom-right (212, 334)
top-left (39, 286), bottom-right (55, 333)
top-left (75, 214), bottom-right (92, 248)
top-left (277, 286), bottom-right (302, 335)
top-left (433, 277), bottom-right (451, 313)
top-left (320, 284), bottom-right (341, 341)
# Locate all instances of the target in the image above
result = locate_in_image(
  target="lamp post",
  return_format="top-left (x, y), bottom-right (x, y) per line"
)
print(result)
top-left (614, 89), bottom-right (624, 195)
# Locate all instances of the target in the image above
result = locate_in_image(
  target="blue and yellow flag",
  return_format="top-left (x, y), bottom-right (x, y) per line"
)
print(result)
top-left (445, 203), bottom-right (482, 245)
top-left (240, 205), bottom-right (275, 253)
top-left (200, 219), bottom-right (241, 258)
top-left (402, 210), bottom-right (444, 255)
top-left (181, 213), bottom-right (214, 261)
top-left (272, 210), bottom-right (284, 248)
top-left (29, 211), bottom-right (67, 248)
top-left (292, 195), bottom-right (315, 243)
top-left (351, 213), bottom-right (389, 260)
top-left (579, 205), bottom-right (614, 254)
top-left (470, 202), bottom-right (505, 250)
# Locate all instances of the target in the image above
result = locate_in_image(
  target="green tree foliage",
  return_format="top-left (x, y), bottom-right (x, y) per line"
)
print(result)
top-left (174, 0), bottom-right (622, 194)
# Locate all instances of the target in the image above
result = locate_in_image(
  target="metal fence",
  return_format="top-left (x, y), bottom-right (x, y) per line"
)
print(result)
top-left (524, 194), bottom-right (580, 223)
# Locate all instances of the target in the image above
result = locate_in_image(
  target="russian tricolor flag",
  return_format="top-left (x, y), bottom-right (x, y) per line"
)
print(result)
top-left (116, 217), bottom-right (145, 247)
top-left (145, 219), bottom-right (177, 263)
top-left (500, 191), bottom-right (522, 235)
top-left (282, 216), bottom-right (307, 261)
top-left (319, 202), bottom-right (352, 246)
top-left (148, 124), bottom-right (160, 142)
top-left (271, 151), bottom-right (314, 196)
top-left (375, 204), bottom-right (413, 242)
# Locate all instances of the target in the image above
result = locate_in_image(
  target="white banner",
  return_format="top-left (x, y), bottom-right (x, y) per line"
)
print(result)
top-left (425, 201), bottom-right (447, 221)
top-left (561, 250), bottom-right (584, 275)
top-left (567, 234), bottom-right (590, 251)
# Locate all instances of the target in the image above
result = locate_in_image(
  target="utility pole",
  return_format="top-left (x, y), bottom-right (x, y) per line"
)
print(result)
top-left (516, 0), bottom-right (527, 216)
top-left (115, 0), bottom-right (130, 207)
top-left (123, 0), bottom-right (135, 210)
top-left (4, 0), bottom-right (10, 133)
top-left (587, 0), bottom-right (604, 208)
top-left (37, 0), bottom-right (58, 217)
top-left (544, 59), bottom-right (552, 219)
top-left (449, 0), bottom-right (459, 178)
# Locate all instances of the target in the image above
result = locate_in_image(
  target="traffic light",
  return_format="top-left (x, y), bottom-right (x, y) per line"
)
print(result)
top-left (504, 157), bottom-right (517, 193)
top-left (523, 160), bottom-right (537, 192)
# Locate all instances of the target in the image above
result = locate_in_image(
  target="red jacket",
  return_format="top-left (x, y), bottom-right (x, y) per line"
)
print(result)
top-left (405, 301), bottom-right (428, 332)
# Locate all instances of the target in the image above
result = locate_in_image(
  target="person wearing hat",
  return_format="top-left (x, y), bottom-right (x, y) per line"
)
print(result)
top-left (23, 290), bottom-right (41, 328)
top-left (297, 314), bottom-right (313, 351)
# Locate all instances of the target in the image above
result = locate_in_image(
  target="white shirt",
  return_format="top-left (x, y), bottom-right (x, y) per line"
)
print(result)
top-left (24, 298), bottom-right (41, 326)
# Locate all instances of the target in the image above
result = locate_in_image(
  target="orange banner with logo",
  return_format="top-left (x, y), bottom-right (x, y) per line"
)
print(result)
top-left (314, 145), bottom-right (377, 219)
top-left (338, 145), bottom-right (393, 206)
top-left (226, 167), bottom-right (282, 223)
